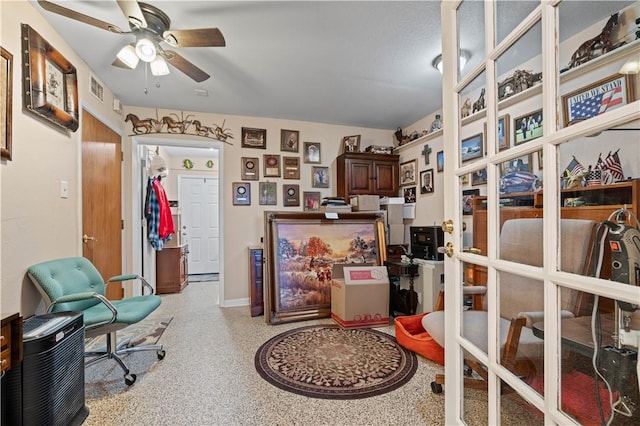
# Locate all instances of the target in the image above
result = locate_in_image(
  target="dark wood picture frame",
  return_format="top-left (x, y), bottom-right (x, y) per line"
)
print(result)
top-left (312, 166), bottom-right (329, 188)
top-left (461, 133), bottom-right (483, 163)
top-left (263, 211), bottom-right (386, 324)
top-left (471, 168), bottom-right (488, 186)
top-left (399, 159), bottom-right (417, 187)
top-left (232, 182), bottom-right (251, 205)
top-left (263, 154), bottom-right (281, 177)
top-left (280, 129), bottom-right (299, 152)
top-left (241, 157), bottom-right (259, 180)
top-left (282, 156), bottom-right (300, 179)
top-left (21, 24), bottom-right (79, 132)
top-left (282, 184), bottom-right (300, 207)
top-left (241, 127), bottom-right (267, 149)
top-left (498, 114), bottom-right (510, 151)
top-left (341, 135), bottom-right (361, 153)
top-left (561, 74), bottom-right (636, 128)
top-left (1, 46), bottom-right (12, 160)
top-left (462, 189), bottom-right (480, 215)
top-left (303, 142), bottom-right (321, 164)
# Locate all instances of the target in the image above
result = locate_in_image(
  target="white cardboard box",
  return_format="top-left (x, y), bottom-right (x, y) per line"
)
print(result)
top-left (331, 265), bottom-right (390, 328)
top-left (349, 195), bottom-right (380, 211)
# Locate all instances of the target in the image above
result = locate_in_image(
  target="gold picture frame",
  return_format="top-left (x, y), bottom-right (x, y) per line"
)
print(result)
top-left (1, 46), bottom-right (12, 160)
top-left (21, 24), bottom-right (79, 132)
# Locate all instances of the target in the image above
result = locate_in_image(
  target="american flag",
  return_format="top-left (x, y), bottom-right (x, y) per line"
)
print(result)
top-left (565, 156), bottom-right (585, 177)
top-left (587, 169), bottom-right (601, 186)
top-left (604, 150), bottom-right (624, 181)
top-left (593, 153), bottom-right (605, 170)
top-left (570, 86), bottom-right (624, 120)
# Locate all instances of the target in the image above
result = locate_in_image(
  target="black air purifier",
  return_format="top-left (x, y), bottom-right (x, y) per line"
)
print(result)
top-left (2, 311), bottom-right (89, 425)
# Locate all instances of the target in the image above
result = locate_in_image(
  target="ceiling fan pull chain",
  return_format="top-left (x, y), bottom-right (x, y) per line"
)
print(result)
top-left (144, 62), bottom-right (148, 95)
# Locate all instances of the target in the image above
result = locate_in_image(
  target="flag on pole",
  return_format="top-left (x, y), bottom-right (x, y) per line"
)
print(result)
top-left (565, 156), bottom-right (585, 177)
top-left (593, 153), bottom-right (605, 170)
top-left (604, 150), bottom-right (624, 181)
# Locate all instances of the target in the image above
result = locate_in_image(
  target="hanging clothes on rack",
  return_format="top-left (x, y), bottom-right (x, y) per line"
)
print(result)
top-left (153, 176), bottom-right (175, 241)
top-left (144, 152), bottom-right (174, 250)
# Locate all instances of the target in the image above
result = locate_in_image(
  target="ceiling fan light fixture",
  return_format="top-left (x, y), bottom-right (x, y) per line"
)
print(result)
top-left (150, 56), bottom-right (170, 76)
top-left (432, 50), bottom-right (470, 74)
top-left (619, 56), bottom-right (640, 74)
top-left (135, 38), bottom-right (156, 62)
top-left (116, 44), bottom-right (139, 69)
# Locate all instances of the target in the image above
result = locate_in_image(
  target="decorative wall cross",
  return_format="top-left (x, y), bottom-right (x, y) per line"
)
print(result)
top-left (421, 144), bottom-right (432, 165)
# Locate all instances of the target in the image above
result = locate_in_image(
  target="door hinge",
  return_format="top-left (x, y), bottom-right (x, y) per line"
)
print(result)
top-left (121, 219), bottom-right (124, 230)
top-left (121, 151), bottom-right (124, 162)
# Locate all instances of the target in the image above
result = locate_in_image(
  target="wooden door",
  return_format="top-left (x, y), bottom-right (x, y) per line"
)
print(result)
top-left (82, 110), bottom-right (123, 299)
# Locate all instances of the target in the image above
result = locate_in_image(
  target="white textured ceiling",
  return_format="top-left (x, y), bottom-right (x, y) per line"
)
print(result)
top-left (32, 1), bottom-right (635, 130)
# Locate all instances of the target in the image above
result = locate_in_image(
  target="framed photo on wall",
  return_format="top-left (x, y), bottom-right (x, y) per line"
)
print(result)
top-left (1, 46), bottom-right (12, 160)
top-left (436, 151), bottom-right (444, 172)
top-left (399, 159), bottom-right (417, 186)
top-left (312, 166), bottom-right (329, 188)
top-left (514, 109), bottom-right (542, 145)
top-left (282, 156), bottom-right (300, 179)
top-left (232, 182), bottom-right (251, 206)
top-left (242, 127), bottom-right (267, 149)
top-left (21, 25), bottom-right (79, 132)
top-left (420, 169), bottom-right (434, 194)
top-left (404, 187), bottom-right (416, 203)
top-left (471, 168), bottom-right (488, 186)
top-left (303, 191), bottom-right (321, 211)
top-left (259, 182), bottom-right (277, 205)
top-left (281, 129), bottom-right (299, 152)
top-left (561, 74), bottom-right (636, 127)
top-left (241, 157), bottom-right (259, 180)
top-left (303, 142), bottom-right (321, 163)
top-left (462, 189), bottom-right (480, 215)
top-left (264, 154), bottom-right (281, 177)
top-left (461, 133), bottom-right (483, 163)
top-left (500, 154), bottom-right (532, 176)
top-left (498, 114), bottom-right (510, 151)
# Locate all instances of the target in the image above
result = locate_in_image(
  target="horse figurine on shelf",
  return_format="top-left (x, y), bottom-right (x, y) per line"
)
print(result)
top-left (568, 12), bottom-right (619, 69)
top-left (472, 88), bottom-right (485, 113)
top-left (461, 98), bottom-right (471, 118)
top-left (125, 113), bottom-right (157, 134)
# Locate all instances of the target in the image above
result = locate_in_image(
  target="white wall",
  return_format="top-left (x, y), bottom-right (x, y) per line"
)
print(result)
top-left (0, 0), bottom-right (123, 317)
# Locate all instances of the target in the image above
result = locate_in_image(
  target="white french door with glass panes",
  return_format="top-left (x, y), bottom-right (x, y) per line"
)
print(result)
top-left (441, 1), bottom-right (640, 425)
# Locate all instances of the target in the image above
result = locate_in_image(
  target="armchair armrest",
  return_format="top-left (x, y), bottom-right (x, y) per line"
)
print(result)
top-left (517, 310), bottom-right (575, 328)
top-left (463, 286), bottom-right (487, 295)
top-left (107, 274), bottom-right (155, 295)
top-left (48, 292), bottom-right (118, 328)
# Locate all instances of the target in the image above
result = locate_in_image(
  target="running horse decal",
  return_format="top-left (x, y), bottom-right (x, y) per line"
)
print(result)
top-left (569, 13), bottom-right (618, 69)
top-left (125, 113), bottom-right (157, 134)
top-left (160, 116), bottom-right (186, 133)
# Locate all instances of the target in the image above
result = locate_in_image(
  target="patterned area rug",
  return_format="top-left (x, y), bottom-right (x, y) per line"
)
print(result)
top-left (85, 317), bottom-right (172, 353)
top-left (255, 325), bottom-right (417, 399)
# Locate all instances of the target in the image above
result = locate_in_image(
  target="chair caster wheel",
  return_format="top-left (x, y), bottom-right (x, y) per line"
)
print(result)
top-left (431, 381), bottom-right (443, 394)
top-left (157, 349), bottom-right (166, 360)
top-left (125, 373), bottom-right (137, 386)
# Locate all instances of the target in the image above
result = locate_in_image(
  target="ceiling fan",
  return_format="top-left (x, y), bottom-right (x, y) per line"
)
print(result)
top-left (37, 0), bottom-right (226, 82)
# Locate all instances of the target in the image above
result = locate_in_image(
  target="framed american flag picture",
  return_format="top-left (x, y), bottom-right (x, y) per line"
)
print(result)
top-left (561, 74), bottom-right (635, 128)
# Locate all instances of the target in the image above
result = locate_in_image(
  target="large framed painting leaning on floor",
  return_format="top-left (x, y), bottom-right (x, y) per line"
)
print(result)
top-left (263, 211), bottom-right (386, 325)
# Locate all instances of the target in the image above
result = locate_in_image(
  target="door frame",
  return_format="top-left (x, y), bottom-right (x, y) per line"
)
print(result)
top-left (177, 174), bottom-right (220, 275)
top-left (128, 135), bottom-right (225, 305)
top-left (441, 2), bottom-right (640, 424)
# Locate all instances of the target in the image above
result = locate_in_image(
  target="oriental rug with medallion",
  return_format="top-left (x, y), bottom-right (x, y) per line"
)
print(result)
top-left (254, 325), bottom-right (417, 399)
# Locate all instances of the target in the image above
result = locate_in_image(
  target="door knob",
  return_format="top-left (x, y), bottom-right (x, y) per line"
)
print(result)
top-left (82, 234), bottom-right (97, 243)
top-left (437, 242), bottom-right (454, 258)
top-left (441, 219), bottom-right (454, 234)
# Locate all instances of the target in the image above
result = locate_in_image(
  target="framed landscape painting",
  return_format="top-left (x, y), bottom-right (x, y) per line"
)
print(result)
top-left (263, 212), bottom-right (385, 324)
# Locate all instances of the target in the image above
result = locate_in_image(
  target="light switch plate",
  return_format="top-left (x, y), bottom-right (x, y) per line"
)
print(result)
top-left (60, 180), bottom-right (69, 198)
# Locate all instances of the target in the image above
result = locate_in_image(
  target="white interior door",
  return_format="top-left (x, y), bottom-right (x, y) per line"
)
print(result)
top-left (179, 176), bottom-right (220, 274)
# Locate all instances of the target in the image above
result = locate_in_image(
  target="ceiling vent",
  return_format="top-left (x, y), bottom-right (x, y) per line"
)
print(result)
top-left (194, 88), bottom-right (209, 97)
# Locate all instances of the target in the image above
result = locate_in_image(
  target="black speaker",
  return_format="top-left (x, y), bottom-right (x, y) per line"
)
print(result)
top-left (2, 312), bottom-right (89, 426)
top-left (410, 226), bottom-right (444, 261)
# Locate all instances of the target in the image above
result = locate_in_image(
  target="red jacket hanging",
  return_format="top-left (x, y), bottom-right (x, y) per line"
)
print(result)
top-left (152, 178), bottom-right (175, 241)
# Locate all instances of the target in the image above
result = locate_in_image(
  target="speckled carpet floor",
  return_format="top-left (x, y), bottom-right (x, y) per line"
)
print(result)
top-left (254, 325), bottom-right (417, 399)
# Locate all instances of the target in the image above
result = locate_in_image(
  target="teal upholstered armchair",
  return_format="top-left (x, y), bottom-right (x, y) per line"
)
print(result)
top-left (28, 257), bottom-right (165, 386)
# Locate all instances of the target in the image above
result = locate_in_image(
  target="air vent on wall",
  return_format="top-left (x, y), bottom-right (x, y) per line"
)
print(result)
top-left (90, 75), bottom-right (104, 102)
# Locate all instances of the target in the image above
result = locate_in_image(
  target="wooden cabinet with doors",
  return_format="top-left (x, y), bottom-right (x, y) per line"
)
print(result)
top-left (156, 244), bottom-right (189, 294)
top-left (249, 246), bottom-right (264, 317)
top-left (336, 152), bottom-right (399, 201)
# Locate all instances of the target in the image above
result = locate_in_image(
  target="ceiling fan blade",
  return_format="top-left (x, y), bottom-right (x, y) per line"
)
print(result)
top-left (161, 50), bottom-right (210, 82)
top-left (116, 0), bottom-right (147, 28)
top-left (37, 0), bottom-right (125, 33)
top-left (163, 28), bottom-right (226, 48)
